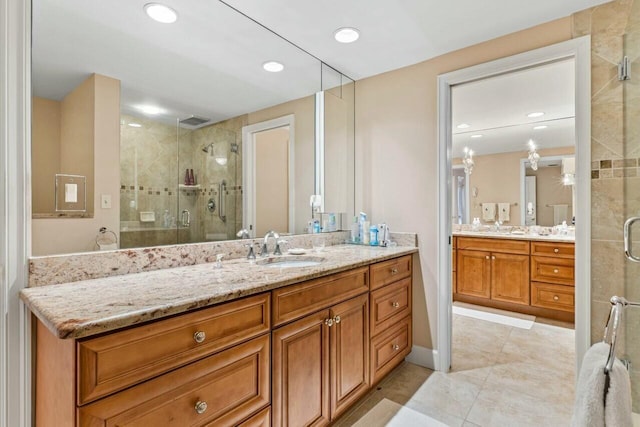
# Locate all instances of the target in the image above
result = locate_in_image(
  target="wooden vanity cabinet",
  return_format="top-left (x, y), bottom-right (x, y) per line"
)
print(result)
top-left (272, 287), bottom-right (370, 426)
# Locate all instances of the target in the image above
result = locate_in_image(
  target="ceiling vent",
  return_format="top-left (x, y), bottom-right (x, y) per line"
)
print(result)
top-left (179, 116), bottom-right (210, 127)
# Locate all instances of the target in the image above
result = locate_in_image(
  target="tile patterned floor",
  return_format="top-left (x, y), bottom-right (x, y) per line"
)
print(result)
top-left (334, 310), bottom-right (575, 426)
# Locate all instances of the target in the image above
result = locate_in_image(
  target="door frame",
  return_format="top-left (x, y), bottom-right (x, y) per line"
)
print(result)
top-left (436, 36), bottom-right (591, 372)
top-left (242, 114), bottom-right (295, 237)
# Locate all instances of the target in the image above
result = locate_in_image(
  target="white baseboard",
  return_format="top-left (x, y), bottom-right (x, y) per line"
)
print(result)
top-left (405, 345), bottom-right (437, 370)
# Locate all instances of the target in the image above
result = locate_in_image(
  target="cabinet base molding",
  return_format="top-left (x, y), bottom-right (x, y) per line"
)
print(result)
top-left (404, 345), bottom-right (436, 370)
top-left (453, 293), bottom-right (574, 323)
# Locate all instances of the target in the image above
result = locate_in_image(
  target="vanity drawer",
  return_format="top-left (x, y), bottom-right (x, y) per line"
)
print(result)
top-left (531, 241), bottom-right (574, 258)
top-left (370, 255), bottom-right (412, 290)
top-left (457, 237), bottom-right (530, 255)
top-left (370, 277), bottom-right (411, 337)
top-left (77, 293), bottom-right (270, 404)
top-left (272, 267), bottom-right (369, 327)
top-left (237, 406), bottom-right (271, 427)
top-left (531, 256), bottom-right (574, 286)
top-left (78, 334), bottom-right (270, 427)
top-left (370, 315), bottom-right (411, 384)
top-left (531, 282), bottom-right (575, 313)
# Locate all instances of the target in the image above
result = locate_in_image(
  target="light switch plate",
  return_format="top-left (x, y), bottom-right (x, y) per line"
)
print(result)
top-left (101, 194), bottom-right (112, 209)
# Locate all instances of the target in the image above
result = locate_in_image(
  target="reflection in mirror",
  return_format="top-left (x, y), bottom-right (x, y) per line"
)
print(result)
top-left (31, 0), bottom-right (354, 255)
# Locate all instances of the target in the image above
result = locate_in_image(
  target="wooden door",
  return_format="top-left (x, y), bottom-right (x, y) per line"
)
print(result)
top-left (329, 294), bottom-right (370, 420)
top-left (272, 310), bottom-right (330, 427)
top-left (456, 249), bottom-right (491, 299)
top-left (491, 253), bottom-right (530, 305)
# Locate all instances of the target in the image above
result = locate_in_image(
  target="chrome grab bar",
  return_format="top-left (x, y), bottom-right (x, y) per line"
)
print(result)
top-left (218, 180), bottom-right (227, 223)
top-left (624, 217), bottom-right (640, 262)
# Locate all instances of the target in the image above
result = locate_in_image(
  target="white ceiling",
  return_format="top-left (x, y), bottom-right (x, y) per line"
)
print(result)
top-left (32, 0), bottom-right (608, 125)
top-left (452, 59), bottom-right (576, 158)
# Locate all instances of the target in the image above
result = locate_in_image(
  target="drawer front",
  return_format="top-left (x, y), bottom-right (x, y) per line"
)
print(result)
top-left (531, 241), bottom-right (575, 259)
top-left (272, 267), bottom-right (369, 327)
top-left (370, 315), bottom-right (411, 384)
top-left (370, 255), bottom-right (412, 290)
top-left (531, 282), bottom-right (575, 313)
top-left (457, 237), bottom-right (530, 255)
top-left (235, 407), bottom-right (271, 427)
top-left (78, 293), bottom-right (270, 404)
top-left (531, 256), bottom-right (575, 286)
top-left (79, 334), bottom-right (270, 427)
top-left (370, 277), bottom-right (411, 337)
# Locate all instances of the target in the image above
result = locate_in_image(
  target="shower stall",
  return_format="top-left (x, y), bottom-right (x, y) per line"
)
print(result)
top-left (119, 114), bottom-right (242, 248)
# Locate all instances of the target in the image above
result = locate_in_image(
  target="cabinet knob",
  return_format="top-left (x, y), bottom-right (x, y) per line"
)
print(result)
top-left (195, 401), bottom-right (208, 414)
top-left (325, 318), bottom-right (334, 327)
top-left (554, 248), bottom-right (560, 253)
top-left (492, 256), bottom-right (496, 260)
top-left (392, 344), bottom-right (400, 351)
top-left (392, 301), bottom-right (400, 308)
top-left (553, 295), bottom-right (560, 301)
top-left (485, 255), bottom-right (490, 260)
top-left (193, 331), bottom-right (206, 344)
top-left (390, 267), bottom-right (398, 275)
top-left (553, 269), bottom-right (559, 274)
top-left (333, 315), bottom-right (341, 324)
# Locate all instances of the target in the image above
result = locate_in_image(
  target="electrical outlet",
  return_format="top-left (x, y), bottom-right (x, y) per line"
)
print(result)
top-left (101, 194), bottom-right (112, 209)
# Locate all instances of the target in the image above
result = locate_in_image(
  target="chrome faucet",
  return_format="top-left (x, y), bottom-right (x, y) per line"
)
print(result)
top-left (494, 220), bottom-right (502, 232)
top-left (181, 209), bottom-right (190, 227)
top-left (261, 230), bottom-right (280, 256)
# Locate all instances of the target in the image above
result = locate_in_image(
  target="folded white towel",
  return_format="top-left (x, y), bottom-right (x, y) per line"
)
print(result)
top-left (498, 203), bottom-right (510, 222)
top-left (572, 342), bottom-right (607, 427)
top-left (605, 356), bottom-right (633, 427)
top-left (482, 203), bottom-right (496, 222)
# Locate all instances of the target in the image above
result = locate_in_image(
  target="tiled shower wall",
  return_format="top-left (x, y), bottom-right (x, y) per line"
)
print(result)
top-left (119, 114), bottom-right (243, 248)
top-left (573, 0), bottom-right (640, 407)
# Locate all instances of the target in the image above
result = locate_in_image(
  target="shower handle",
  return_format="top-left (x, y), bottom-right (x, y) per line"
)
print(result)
top-left (181, 209), bottom-right (191, 228)
top-left (624, 217), bottom-right (640, 262)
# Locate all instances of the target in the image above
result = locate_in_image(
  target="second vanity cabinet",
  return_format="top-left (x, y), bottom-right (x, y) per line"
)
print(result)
top-left (34, 253), bottom-right (415, 427)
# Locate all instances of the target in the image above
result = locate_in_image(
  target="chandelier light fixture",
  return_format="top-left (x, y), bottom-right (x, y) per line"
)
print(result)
top-left (528, 139), bottom-right (540, 171)
top-left (462, 147), bottom-right (474, 175)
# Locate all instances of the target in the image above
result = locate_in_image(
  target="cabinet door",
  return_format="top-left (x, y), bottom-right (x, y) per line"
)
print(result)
top-left (491, 253), bottom-right (530, 305)
top-left (330, 294), bottom-right (370, 420)
top-left (456, 249), bottom-right (491, 299)
top-left (272, 310), bottom-right (330, 427)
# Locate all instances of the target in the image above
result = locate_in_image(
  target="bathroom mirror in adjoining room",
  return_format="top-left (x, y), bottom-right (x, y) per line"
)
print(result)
top-left (30, 0), bottom-right (355, 256)
top-left (451, 58), bottom-right (576, 228)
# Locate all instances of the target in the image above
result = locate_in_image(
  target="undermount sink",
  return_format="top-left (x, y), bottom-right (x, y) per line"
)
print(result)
top-left (256, 256), bottom-right (324, 268)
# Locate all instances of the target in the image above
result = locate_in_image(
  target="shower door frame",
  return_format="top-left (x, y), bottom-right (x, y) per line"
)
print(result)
top-left (436, 36), bottom-right (592, 373)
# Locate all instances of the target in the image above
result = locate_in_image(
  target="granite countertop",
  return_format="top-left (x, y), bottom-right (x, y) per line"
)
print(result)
top-left (21, 244), bottom-right (417, 340)
top-left (453, 230), bottom-right (575, 243)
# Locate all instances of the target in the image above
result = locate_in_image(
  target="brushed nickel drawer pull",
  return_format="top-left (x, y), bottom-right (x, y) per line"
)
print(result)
top-left (553, 269), bottom-right (559, 274)
top-left (554, 248), bottom-right (559, 253)
top-left (491, 256), bottom-right (496, 260)
top-left (553, 295), bottom-right (560, 301)
top-left (392, 344), bottom-right (400, 351)
top-left (193, 331), bottom-right (206, 343)
top-left (325, 318), bottom-right (334, 327)
top-left (333, 315), bottom-right (341, 324)
top-left (195, 401), bottom-right (208, 414)
top-left (485, 255), bottom-right (490, 259)
top-left (390, 267), bottom-right (398, 275)
top-left (392, 302), bottom-right (400, 308)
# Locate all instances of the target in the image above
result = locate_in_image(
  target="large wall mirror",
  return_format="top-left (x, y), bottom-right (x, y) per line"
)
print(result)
top-left (31, 0), bottom-right (355, 256)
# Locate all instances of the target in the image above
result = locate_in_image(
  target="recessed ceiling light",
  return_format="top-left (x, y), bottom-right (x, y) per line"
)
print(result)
top-left (527, 112), bottom-right (545, 118)
top-left (128, 123), bottom-right (142, 128)
top-left (263, 61), bottom-right (284, 72)
top-left (457, 123), bottom-right (470, 129)
top-left (334, 27), bottom-right (360, 43)
top-left (533, 125), bottom-right (548, 130)
top-left (144, 3), bottom-right (178, 24)
top-left (139, 105), bottom-right (162, 115)
top-left (470, 134), bottom-right (483, 139)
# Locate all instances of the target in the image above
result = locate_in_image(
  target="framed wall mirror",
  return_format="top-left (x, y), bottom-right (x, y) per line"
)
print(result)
top-left (31, 0), bottom-right (355, 256)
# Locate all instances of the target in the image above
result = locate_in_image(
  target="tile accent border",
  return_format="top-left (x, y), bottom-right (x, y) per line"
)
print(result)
top-left (591, 157), bottom-right (639, 179)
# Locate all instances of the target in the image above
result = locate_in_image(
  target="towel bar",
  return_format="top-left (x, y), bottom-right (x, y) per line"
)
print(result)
top-left (603, 295), bottom-right (640, 374)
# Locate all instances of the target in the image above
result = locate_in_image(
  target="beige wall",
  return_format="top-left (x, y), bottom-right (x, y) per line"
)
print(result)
top-left (455, 147), bottom-right (575, 226)
top-left (248, 95), bottom-right (315, 235)
top-left (255, 127), bottom-right (289, 236)
top-left (355, 18), bottom-right (573, 350)
top-left (32, 97), bottom-right (61, 213)
top-left (32, 74), bottom-right (121, 255)
top-left (526, 165), bottom-right (574, 226)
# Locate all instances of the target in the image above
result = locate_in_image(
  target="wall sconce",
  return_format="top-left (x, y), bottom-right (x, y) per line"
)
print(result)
top-left (462, 147), bottom-right (474, 175)
top-left (528, 139), bottom-right (540, 171)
